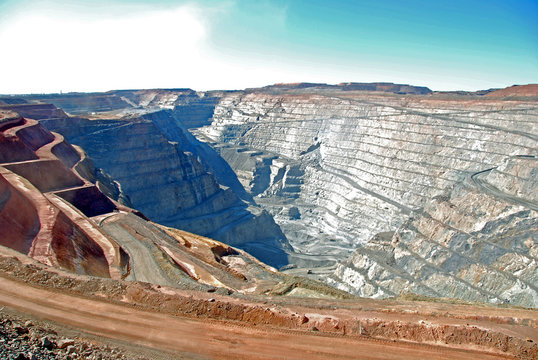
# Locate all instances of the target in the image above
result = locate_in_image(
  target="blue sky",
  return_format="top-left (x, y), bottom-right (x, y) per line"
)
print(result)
top-left (0, 0), bottom-right (536, 93)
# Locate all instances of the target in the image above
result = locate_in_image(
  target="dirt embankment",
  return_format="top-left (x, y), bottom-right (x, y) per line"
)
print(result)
top-left (0, 248), bottom-right (536, 360)
top-left (485, 84), bottom-right (538, 98)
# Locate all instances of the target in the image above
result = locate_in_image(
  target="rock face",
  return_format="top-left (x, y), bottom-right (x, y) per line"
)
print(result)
top-left (0, 104), bottom-right (131, 205)
top-left (329, 160), bottom-right (537, 307)
top-left (193, 87), bottom-right (538, 306)
top-left (9, 88), bottom-right (230, 128)
top-left (5, 84), bottom-right (537, 307)
top-left (1, 102), bottom-right (289, 267)
top-left (0, 109), bottom-right (128, 278)
top-left (0, 109), bottom-right (341, 298)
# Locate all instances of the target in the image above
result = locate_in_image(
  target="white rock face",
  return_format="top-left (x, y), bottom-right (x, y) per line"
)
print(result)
top-left (13, 87), bottom-right (537, 306)
top-left (328, 175), bottom-right (538, 307)
top-left (194, 90), bottom-right (538, 306)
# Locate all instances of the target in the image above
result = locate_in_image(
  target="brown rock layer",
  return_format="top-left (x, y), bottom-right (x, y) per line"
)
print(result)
top-left (0, 115), bottom-right (128, 278)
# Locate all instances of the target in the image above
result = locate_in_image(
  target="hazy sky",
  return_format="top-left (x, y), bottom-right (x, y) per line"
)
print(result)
top-left (1, 0), bottom-right (537, 93)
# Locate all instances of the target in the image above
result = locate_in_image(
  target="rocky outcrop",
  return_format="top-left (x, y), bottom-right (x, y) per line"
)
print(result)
top-left (4, 102), bottom-right (290, 267)
top-left (194, 89), bottom-right (537, 306)
top-left (328, 163), bottom-right (537, 307)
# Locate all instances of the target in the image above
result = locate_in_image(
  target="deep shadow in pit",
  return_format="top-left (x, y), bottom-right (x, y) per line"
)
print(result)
top-left (236, 240), bottom-right (291, 270)
top-left (54, 186), bottom-right (117, 217)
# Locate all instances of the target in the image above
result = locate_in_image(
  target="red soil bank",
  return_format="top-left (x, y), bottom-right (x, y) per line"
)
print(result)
top-left (0, 114), bottom-right (126, 278)
top-left (0, 173), bottom-right (39, 253)
top-left (3, 160), bottom-right (84, 192)
top-left (486, 84), bottom-right (538, 97)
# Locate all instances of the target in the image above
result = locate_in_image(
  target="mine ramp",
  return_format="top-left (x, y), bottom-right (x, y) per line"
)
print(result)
top-left (0, 112), bottom-right (128, 278)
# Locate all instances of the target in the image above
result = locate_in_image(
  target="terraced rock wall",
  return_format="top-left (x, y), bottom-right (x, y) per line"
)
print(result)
top-left (194, 91), bottom-right (538, 306)
top-left (4, 87), bottom-right (536, 306)
top-left (35, 109), bottom-right (289, 267)
top-left (329, 162), bottom-right (538, 307)
top-left (0, 109), bottom-right (304, 293)
top-left (0, 112), bottom-right (124, 277)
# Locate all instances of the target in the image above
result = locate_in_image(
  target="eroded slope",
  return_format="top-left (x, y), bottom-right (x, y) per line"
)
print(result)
top-left (193, 86), bottom-right (538, 306)
top-left (0, 108), bottom-right (342, 298)
top-left (0, 102), bottom-right (290, 267)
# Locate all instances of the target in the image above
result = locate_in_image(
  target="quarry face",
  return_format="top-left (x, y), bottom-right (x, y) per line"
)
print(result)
top-left (193, 85), bottom-right (538, 307)
top-left (1, 84), bottom-right (537, 308)
top-left (0, 84), bottom-right (537, 359)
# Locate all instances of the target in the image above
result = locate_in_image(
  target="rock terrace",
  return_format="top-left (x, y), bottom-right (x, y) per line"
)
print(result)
top-left (2, 84), bottom-right (537, 307)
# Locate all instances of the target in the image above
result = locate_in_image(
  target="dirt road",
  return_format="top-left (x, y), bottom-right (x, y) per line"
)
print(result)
top-left (0, 275), bottom-right (514, 360)
top-left (471, 168), bottom-right (538, 211)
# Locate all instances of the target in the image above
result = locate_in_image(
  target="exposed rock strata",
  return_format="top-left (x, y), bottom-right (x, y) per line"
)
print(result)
top-left (0, 109), bottom-right (337, 297)
top-left (329, 162), bottom-right (538, 307)
top-left (4, 85), bottom-right (536, 307)
top-left (1, 103), bottom-right (290, 267)
top-left (0, 104), bottom-right (130, 205)
top-left (0, 112), bottom-right (128, 278)
top-left (11, 88), bottom-right (230, 129)
top-left (194, 88), bottom-right (537, 306)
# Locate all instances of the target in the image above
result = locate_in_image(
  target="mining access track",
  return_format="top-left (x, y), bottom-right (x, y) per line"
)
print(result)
top-left (0, 272), bottom-right (527, 360)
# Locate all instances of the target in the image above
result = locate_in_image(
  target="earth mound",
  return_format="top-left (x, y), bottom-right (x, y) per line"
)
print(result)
top-left (485, 84), bottom-right (538, 98)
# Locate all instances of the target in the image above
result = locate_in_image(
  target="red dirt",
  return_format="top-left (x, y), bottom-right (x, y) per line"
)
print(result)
top-left (485, 84), bottom-right (538, 97)
top-left (0, 251), bottom-right (535, 360)
top-left (0, 173), bottom-right (40, 253)
top-left (3, 159), bottom-right (84, 192)
top-left (0, 115), bottom-right (126, 277)
top-left (0, 274), bottom-right (520, 360)
top-left (50, 210), bottom-right (111, 278)
top-left (0, 119), bottom-right (39, 162)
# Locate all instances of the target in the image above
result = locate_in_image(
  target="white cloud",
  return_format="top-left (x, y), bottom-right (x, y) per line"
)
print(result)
top-left (0, 4), bottom-right (209, 93)
top-left (1, 1), bottom-right (512, 93)
top-left (0, 0), bottom-right (314, 93)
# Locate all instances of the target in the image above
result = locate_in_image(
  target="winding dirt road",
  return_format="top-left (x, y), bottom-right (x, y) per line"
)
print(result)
top-left (0, 275), bottom-right (514, 360)
top-left (471, 167), bottom-right (538, 211)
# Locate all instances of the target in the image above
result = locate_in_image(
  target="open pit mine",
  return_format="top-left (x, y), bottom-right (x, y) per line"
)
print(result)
top-left (0, 83), bottom-right (536, 360)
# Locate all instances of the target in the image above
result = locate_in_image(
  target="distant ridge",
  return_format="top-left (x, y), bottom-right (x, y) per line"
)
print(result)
top-left (485, 84), bottom-right (538, 98)
top-left (248, 82), bottom-right (432, 95)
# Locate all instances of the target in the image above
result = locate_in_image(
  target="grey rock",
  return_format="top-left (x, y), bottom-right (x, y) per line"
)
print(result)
top-left (57, 339), bottom-right (75, 349)
top-left (14, 326), bottom-right (28, 335)
top-left (39, 337), bottom-right (55, 350)
top-left (195, 91), bottom-right (538, 306)
top-left (37, 108), bottom-right (290, 267)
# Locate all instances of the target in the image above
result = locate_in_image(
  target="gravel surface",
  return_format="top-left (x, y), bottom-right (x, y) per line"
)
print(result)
top-left (0, 312), bottom-right (147, 360)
